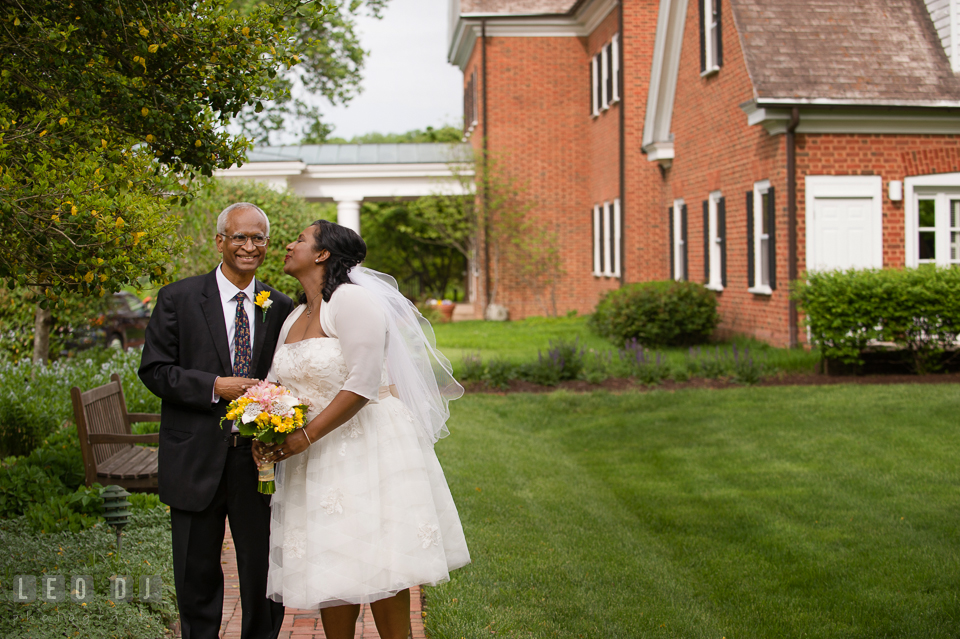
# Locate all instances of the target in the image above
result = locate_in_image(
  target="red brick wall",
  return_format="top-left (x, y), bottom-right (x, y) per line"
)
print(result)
top-left (796, 134), bottom-right (960, 272)
top-left (465, 26), bottom-right (622, 318)
top-left (458, 0), bottom-right (960, 343)
top-left (658, 0), bottom-right (791, 345)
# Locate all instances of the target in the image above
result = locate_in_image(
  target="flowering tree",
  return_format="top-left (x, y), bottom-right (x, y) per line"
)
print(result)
top-left (0, 0), bottom-right (327, 359)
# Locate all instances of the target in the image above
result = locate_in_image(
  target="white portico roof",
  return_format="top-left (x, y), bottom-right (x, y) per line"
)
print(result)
top-left (215, 143), bottom-right (475, 202)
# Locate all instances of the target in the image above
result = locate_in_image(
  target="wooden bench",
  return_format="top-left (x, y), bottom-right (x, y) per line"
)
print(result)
top-left (70, 373), bottom-right (160, 492)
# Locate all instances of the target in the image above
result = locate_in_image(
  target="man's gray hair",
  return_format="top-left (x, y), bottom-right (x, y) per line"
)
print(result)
top-left (216, 202), bottom-right (271, 236)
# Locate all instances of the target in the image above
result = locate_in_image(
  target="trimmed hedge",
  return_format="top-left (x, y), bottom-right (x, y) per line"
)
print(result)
top-left (793, 266), bottom-right (960, 373)
top-left (588, 281), bottom-right (720, 347)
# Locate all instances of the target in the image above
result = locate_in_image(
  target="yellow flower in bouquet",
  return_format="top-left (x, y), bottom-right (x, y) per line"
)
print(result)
top-left (220, 380), bottom-right (309, 493)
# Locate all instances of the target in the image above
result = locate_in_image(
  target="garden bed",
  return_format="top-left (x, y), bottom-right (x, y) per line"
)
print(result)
top-left (463, 371), bottom-right (960, 394)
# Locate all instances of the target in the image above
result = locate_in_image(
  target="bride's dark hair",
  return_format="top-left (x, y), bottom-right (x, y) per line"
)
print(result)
top-left (300, 219), bottom-right (367, 304)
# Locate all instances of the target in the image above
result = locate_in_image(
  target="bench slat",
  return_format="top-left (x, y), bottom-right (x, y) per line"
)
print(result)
top-left (98, 447), bottom-right (157, 479)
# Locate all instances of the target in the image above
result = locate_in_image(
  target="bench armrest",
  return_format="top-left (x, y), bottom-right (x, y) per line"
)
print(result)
top-left (126, 413), bottom-right (161, 424)
top-left (88, 433), bottom-right (160, 445)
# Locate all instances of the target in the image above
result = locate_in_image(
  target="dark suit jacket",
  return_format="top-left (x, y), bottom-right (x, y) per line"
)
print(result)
top-left (138, 268), bottom-right (294, 511)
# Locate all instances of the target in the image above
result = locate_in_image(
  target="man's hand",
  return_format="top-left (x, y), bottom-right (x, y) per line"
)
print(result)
top-left (214, 377), bottom-right (260, 402)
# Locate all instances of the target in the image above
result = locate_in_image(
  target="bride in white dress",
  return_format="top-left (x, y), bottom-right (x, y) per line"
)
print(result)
top-left (252, 220), bottom-right (469, 639)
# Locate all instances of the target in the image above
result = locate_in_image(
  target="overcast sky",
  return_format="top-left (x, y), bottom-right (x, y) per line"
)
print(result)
top-left (320, 0), bottom-right (464, 139)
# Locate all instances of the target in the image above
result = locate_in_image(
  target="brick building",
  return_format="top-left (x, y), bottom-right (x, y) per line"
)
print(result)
top-left (448, 0), bottom-right (960, 346)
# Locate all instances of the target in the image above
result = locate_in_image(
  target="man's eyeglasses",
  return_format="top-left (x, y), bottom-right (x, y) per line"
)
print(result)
top-left (219, 233), bottom-right (269, 247)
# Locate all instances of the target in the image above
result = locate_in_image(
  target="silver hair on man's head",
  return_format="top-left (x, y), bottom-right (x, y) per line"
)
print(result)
top-left (216, 202), bottom-right (271, 236)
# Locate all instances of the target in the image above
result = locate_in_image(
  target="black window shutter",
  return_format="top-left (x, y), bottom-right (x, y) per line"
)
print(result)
top-left (746, 191), bottom-right (754, 288)
top-left (703, 200), bottom-right (710, 283)
top-left (669, 207), bottom-right (675, 280)
top-left (699, 0), bottom-right (706, 73)
top-left (589, 60), bottom-right (594, 115)
top-left (596, 53), bottom-right (603, 108)
top-left (605, 44), bottom-right (613, 106)
top-left (718, 196), bottom-right (727, 287)
top-left (681, 204), bottom-right (689, 282)
top-left (767, 186), bottom-right (777, 291)
top-left (716, 0), bottom-right (724, 68)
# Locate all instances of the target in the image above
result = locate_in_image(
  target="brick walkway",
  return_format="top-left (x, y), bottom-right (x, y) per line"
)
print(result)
top-left (219, 527), bottom-right (426, 639)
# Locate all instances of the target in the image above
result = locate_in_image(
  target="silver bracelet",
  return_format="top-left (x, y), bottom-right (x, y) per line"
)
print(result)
top-left (301, 428), bottom-right (312, 446)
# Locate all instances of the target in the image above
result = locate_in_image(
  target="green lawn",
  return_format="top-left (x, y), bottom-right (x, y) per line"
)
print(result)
top-left (433, 316), bottom-right (819, 375)
top-left (427, 385), bottom-right (960, 638)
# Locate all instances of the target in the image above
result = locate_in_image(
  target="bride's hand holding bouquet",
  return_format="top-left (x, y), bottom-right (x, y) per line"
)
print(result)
top-left (220, 380), bottom-right (309, 494)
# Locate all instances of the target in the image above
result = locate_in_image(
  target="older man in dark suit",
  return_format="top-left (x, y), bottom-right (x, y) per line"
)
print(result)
top-left (139, 202), bottom-right (294, 639)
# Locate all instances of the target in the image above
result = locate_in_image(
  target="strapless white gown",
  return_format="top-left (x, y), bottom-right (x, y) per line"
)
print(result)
top-left (265, 337), bottom-right (470, 609)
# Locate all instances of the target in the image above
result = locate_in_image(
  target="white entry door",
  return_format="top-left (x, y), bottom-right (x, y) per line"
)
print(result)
top-left (805, 176), bottom-right (883, 272)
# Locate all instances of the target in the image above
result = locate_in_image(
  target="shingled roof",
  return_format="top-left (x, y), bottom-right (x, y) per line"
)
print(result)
top-left (457, 0), bottom-right (578, 14)
top-left (730, 0), bottom-right (960, 106)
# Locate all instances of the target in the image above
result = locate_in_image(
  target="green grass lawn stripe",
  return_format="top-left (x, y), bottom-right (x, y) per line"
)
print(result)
top-left (429, 386), bottom-right (960, 638)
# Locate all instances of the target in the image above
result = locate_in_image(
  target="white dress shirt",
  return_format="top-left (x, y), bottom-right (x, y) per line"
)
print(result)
top-left (216, 263), bottom-right (257, 364)
top-left (213, 265), bottom-right (258, 422)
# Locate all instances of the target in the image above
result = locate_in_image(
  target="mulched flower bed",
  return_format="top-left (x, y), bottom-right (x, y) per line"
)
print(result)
top-left (463, 372), bottom-right (960, 395)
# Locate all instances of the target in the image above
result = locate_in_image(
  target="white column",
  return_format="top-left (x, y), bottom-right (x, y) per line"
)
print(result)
top-left (335, 199), bottom-right (362, 235)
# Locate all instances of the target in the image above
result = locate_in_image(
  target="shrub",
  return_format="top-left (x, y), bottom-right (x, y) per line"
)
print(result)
top-left (619, 339), bottom-right (669, 385)
top-left (793, 266), bottom-right (960, 373)
top-left (483, 359), bottom-right (517, 390)
top-left (23, 485), bottom-right (104, 535)
top-left (519, 338), bottom-right (585, 386)
top-left (0, 462), bottom-right (60, 519)
top-left (457, 352), bottom-right (485, 383)
top-left (0, 346), bottom-right (159, 457)
top-left (589, 281), bottom-right (720, 347)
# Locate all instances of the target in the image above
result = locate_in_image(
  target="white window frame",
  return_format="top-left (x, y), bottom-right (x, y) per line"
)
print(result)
top-left (904, 172), bottom-right (960, 267)
top-left (590, 56), bottom-right (600, 117)
top-left (672, 199), bottom-right (685, 282)
top-left (591, 35), bottom-right (620, 116)
top-left (804, 175), bottom-right (884, 272)
top-left (592, 204), bottom-right (602, 274)
top-left (749, 180), bottom-right (772, 295)
top-left (592, 200), bottom-right (621, 277)
top-left (701, 0), bottom-right (720, 76)
top-left (611, 34), bottom-right (620, 103)
top-left (600, 45), bottom-right (610, 111)
top-left (706, 191), bottom-right (724, 291)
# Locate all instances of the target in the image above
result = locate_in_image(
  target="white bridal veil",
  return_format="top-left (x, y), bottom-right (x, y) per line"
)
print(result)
top-left (348, 266), bottom-right (464, 444)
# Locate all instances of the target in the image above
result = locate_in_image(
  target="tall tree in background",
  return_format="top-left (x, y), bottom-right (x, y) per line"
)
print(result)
top-left (230, 0), bottom-right (389, 144)
top-left (0, 0), bottom-right (328, 360)
top-left (409, 151), bottom-right (565, 316)
top-left (360, 201), bottom-right (466, 301)
top-left (173, 179), bottom-right (335, 299)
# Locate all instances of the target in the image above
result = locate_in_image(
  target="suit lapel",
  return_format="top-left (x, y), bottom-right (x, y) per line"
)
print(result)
top-left (252, 280), bottom-right (267, 369)
top-left (201, 270), bottom-right (233, 375)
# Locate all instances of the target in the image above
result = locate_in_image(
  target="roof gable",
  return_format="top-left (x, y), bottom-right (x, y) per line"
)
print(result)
top-left (730, 0), bottom-right (960, 106)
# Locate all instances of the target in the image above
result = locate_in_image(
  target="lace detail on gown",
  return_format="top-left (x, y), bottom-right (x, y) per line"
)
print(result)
top-left (265, 338), bottom-right (470, 610)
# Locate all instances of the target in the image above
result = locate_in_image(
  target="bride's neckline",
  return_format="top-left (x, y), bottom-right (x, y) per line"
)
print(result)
top-left (282, 336), bottom-right (335, 347)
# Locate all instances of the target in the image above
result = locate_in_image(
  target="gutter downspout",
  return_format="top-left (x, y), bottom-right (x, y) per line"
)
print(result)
top-left (482, 19), bottom-right (491, 310)
top-left (786, 106), bottom-right (800, 349)
top-left (618, 0), bottom-right (625, 287)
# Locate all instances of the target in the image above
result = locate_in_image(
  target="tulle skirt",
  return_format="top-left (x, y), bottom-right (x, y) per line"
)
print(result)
top-left (265, 396), bottom-right (470, 609)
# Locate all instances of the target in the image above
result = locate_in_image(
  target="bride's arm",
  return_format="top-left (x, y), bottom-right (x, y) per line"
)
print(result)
top-left (254, 286), bottom-right (386, 466)
top-left (255, 390), bottom-right (367, 464)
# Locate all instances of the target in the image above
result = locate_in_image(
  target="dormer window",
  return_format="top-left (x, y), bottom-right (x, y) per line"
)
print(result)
top-left (700, 0), bottom-right (723, 75)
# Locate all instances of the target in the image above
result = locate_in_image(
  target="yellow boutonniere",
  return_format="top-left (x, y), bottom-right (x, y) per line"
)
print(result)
top-left (255, 290), bottom-right (272, 321)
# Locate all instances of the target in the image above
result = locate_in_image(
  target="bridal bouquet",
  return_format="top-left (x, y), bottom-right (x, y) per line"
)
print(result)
top-left (221, 380), bottom-right (309, 494)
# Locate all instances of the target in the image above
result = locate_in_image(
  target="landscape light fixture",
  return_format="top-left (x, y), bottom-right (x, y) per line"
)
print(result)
top-left (101, 485), bottom-right (132, 552)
